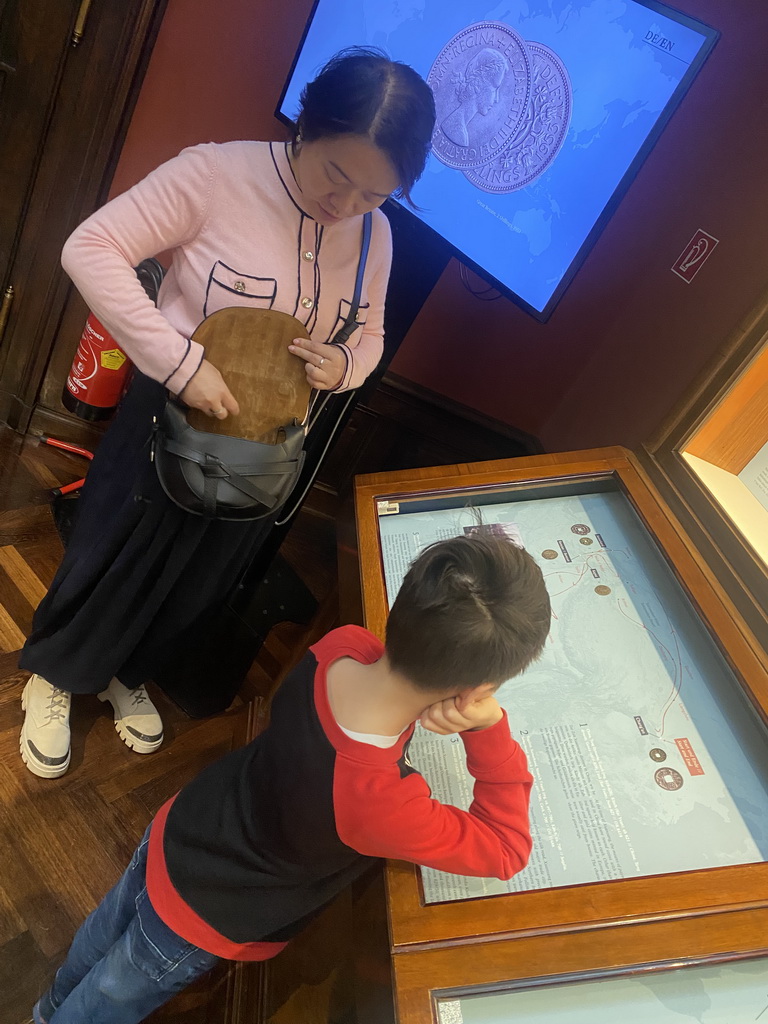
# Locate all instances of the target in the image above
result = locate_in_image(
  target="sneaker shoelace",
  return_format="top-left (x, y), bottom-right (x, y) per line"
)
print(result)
top-left (44, 687), bottom-right (70, 724)
top-left (129, 686), bottom-right (150, 709)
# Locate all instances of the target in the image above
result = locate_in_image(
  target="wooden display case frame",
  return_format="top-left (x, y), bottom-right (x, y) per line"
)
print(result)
top-left (643, 294), bottom-right (768, 650)
top-left (391, 908), bottom-right (768, 1024)
top-left (353, 446), bottom-right (768, 966)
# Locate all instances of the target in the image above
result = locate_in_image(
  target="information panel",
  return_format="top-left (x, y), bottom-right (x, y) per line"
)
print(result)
top-left (377, 485), bottom-right (768, 902)
top-left (739, 440), bottom-right (768, 513)
top-left (436, 956), bottom-right (768, 1023)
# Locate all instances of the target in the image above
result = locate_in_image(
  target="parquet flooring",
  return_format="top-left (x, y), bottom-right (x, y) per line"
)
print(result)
top-left (0, 425), bottom-right (339, 1024)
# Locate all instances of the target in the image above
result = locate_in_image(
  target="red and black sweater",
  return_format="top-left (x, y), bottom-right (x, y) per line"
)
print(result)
top-left (147, 625), bottom-right (533, 960)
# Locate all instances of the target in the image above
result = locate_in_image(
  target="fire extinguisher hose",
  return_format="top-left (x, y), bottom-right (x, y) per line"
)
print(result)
top-left (39, 435), bottom-right (94, 497)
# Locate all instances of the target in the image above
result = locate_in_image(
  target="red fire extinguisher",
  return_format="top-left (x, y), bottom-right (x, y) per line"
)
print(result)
top-left (61, 259), bottom-right (165, 421)
top-left (62, 314), bottom-right (131, 421)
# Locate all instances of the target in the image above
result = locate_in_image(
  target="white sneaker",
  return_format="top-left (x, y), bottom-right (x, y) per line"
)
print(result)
top-left (20, 675), bottom-right (72, 779)
top-left (98, 678), bottom-right (164, 754)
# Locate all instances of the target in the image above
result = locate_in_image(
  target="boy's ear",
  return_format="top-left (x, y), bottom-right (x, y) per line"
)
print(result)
top-left (456, 681), bottom-right (497, 708)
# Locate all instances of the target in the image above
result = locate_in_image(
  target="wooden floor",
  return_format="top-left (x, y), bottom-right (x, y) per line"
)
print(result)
top-left (0, 426), bottom-right (340, 1024)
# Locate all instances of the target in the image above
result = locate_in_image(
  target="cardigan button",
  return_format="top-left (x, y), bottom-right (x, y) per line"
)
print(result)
top-left (300, 297), bottom-right (314, 309)
top-left (302, 251), bottom-right (314, 262)
top-left (233, 280), bottom-right (246, 293)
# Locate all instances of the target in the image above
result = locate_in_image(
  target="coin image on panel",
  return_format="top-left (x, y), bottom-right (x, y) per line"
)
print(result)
top-left (428, 22), bottom-right (531, 170)
top-left (594, 585), bottom-right (611, 595)
top-left (654, 767), bottom-right (684, 790)
top-left (571, 524), bottom-right (590, 535)
top-left (580, 537), bottom-right (593, 545)
top-left (650, 748), bottom-right (667, 762)
top-left (542, 549), bottom-right (559, 559)
top-left (464, 41), bottom-right (572, 193)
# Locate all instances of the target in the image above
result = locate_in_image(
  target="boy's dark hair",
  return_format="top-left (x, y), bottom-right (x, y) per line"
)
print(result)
top-left (293, 46), bottom-right (436, 205)
top-left (385, 535), bottom-right (551, 692)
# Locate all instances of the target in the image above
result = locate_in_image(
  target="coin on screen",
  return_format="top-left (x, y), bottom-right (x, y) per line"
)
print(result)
top-left (594, 585), bottom-right (611, 595)
top-left (542, 549), bottom-right (559, 559)
top-left (428, 22), bottom-right (531, 170)
top-left (654, 767), bottom-right (684, 790)
top-left (650, 748), bottom-right (667, 762)
top-left (464, 41), bottom-right (572, 193)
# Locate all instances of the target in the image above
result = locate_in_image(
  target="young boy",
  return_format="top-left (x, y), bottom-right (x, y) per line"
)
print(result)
top-left (33, 534), bottom-right (551, 1023)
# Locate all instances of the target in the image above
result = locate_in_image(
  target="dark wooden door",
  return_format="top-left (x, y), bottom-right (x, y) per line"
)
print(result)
top-left (0, 0), bottom-right (167, 440)
top-left (0, 0), bottom-right (78, 290)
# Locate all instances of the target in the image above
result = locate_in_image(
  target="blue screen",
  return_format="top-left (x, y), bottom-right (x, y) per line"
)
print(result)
top-left (278, 1), bottom-right (717, 317)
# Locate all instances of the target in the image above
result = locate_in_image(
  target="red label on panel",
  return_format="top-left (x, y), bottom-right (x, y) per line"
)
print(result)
top-left (675, 737), bottom-right (704, 776)
top-left (671, 229), bottom-right (719, 283)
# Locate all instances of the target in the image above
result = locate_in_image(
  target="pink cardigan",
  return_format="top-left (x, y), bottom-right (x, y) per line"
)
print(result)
top-left (61, 141), bottom-right (393, 395)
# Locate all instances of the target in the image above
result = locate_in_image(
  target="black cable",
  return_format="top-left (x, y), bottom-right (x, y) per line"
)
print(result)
top-left (459, 263), bottom-right (503, 301)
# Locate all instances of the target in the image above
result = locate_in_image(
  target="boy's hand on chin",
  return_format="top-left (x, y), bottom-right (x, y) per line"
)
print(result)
top-left (419, 693), bottom-right (503, 735)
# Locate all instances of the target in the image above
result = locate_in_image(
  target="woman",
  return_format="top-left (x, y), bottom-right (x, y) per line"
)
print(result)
top-left (18, 47), bottom-right (436, 778)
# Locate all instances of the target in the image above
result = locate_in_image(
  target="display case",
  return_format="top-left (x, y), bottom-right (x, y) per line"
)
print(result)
top-left (643, 297), bottom-right (768, 649)
top-left (431, 951), bottom-right (768, 1024)
top-left (679, 338), bottom-right (768, 567)
top-left (352, 446), bottom-right (768, 1022)
top-left (391, 913), bottom-right (768, 1024)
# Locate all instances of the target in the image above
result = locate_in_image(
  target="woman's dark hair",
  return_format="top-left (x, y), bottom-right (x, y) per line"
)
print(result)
top-left (385, 535), bottom-right (552, 693)
top-left (293, 46), bottom-right (436, 205)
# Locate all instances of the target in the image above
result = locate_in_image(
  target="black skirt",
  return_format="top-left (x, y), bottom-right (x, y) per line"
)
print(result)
top-left (19, 373), bottom-right (270, 697)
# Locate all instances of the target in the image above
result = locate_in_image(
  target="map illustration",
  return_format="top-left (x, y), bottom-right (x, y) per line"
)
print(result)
top-left (377, 488), bottom-right (768, 903)
top-left (437, 956), bottom-right (768, 1023)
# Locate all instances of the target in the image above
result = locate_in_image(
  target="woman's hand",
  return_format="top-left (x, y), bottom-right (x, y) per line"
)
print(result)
top-left (288, 338), bottom-right (345, 390)
top-left (419, 692), bottom-right (503, 736)
top-left (177, 359), bottom-right (240, 419)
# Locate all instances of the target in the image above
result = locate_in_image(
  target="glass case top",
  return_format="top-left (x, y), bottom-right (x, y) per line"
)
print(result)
top-left (376, 482), bottom-right (768, 903)
top-left (436, 955), bottom-right (768, 1023)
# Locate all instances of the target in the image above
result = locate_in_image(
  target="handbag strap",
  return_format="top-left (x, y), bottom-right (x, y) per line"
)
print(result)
top-left (278, 212), bottom-right (374, 524)
top-left (304, 210), bottom-right (373, 434)
top-left (329, 211), bottom-right (372, 347)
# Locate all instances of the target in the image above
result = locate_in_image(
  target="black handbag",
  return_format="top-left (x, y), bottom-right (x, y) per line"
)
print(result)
top-left (152, 212), bottom-right (372, 520)
top-left (152, 403), bottom-right (307, 520)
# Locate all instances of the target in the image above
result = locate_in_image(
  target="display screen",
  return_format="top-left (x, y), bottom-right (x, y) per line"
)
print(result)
top-left (437, 955), bottom-right (768, 1023)
top-left (375, 480), bottom-right (768, 903)
top-left (277, 1), bottom-right (718, 318)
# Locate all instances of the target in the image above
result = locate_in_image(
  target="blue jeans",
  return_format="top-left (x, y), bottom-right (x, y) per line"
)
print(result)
top-left (34, 826), bottom-right (220, 1024)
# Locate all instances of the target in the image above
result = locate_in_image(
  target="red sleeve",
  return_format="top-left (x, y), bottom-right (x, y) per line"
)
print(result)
top-left (333, 712), bottom-right (533, 880)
